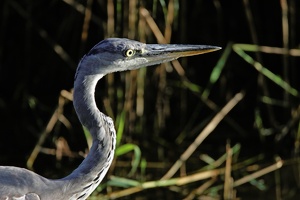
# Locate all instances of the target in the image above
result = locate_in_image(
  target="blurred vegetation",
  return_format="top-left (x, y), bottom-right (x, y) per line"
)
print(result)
top-left (0, 0), bottom-right (300, 199)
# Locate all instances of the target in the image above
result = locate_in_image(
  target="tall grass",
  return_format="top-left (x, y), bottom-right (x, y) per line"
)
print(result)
top-left (1, 0), bottom-right (299, 199)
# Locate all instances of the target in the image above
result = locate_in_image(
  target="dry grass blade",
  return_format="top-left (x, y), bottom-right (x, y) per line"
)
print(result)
top-left (233, 159), bottom-right (284, 187)
top-left (233, 44), bottom-right (299, 97)
top-left (223, 142), bottom-right (234, 200)
top-left (164, 0), bottom-right (175, 43)
top-left (233, 44), bottom-right (300, 56)
top-left (107, 0), bottom-right (115, 37)
top-left (139, 7), bottom-right (167, 44)
top-left (183, 178), bottom-right (217, 200)
top-left (161, 92), bottom-right (245, 180)
top-left (80, 0), bottom-right (93, 44)
top-left (26, 90), bottom-right (73, 169)
top-left (140, 7), bottom-right (187, 76)
top-left (106, 168), bottom-right (224, 199)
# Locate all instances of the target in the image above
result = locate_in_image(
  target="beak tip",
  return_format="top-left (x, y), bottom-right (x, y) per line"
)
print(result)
top-left (202, 46), bottom-right (222, 54)
top-left (211, 46), bottom-right (222, 51)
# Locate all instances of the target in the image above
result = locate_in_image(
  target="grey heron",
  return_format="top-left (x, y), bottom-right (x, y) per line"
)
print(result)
top-left (0, 38), bottom-right (220, 200)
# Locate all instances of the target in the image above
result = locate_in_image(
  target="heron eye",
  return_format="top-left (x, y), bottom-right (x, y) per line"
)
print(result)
top-left (124, 49), bottom-right (135, 57)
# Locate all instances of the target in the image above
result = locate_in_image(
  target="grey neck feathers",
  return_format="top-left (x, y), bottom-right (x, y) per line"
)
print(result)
top-left (73, 73), bottom-right (104, 131)
top-left (63, 71), bottom-right (116, 199)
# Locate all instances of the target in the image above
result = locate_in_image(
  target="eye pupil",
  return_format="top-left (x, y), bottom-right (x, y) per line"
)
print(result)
top-left (125, 49), bottom-right (135, 57)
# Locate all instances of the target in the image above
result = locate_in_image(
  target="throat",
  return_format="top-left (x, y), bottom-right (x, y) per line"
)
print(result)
top-left (73, 74), bottom-right (104, 131)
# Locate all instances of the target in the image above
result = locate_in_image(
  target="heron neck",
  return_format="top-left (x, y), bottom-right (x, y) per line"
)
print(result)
top-left (64, 72), bottom-right (115, 198)
top-left (73, 73), bottom-right (104, 132)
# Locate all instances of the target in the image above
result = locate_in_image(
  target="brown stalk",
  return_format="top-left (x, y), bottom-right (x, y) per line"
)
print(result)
top-left (26, 90), bottom-right (73, 169)
top-left (161, 92), bottom-right (245, 180)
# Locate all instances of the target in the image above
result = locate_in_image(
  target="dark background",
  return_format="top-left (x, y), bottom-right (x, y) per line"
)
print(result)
top-left (0, 0), bottom-right (300, 199)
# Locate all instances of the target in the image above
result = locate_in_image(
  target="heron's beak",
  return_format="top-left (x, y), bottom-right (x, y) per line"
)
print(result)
top-left (143, 44), bottom-right (221, 65)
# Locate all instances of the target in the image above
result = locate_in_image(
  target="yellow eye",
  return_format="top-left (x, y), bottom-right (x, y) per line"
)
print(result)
top-left (124, 49), bottom-right (135, 57)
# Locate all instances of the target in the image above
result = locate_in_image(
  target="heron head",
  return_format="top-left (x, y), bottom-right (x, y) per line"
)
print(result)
top-left (78, 38), bottom-right (221, 76)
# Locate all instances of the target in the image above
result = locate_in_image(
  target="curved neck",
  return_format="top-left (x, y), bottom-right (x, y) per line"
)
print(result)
top-left (73, 73), bottom-right (103, 132)
top-left (62, 72), bottom-right (116, 199)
